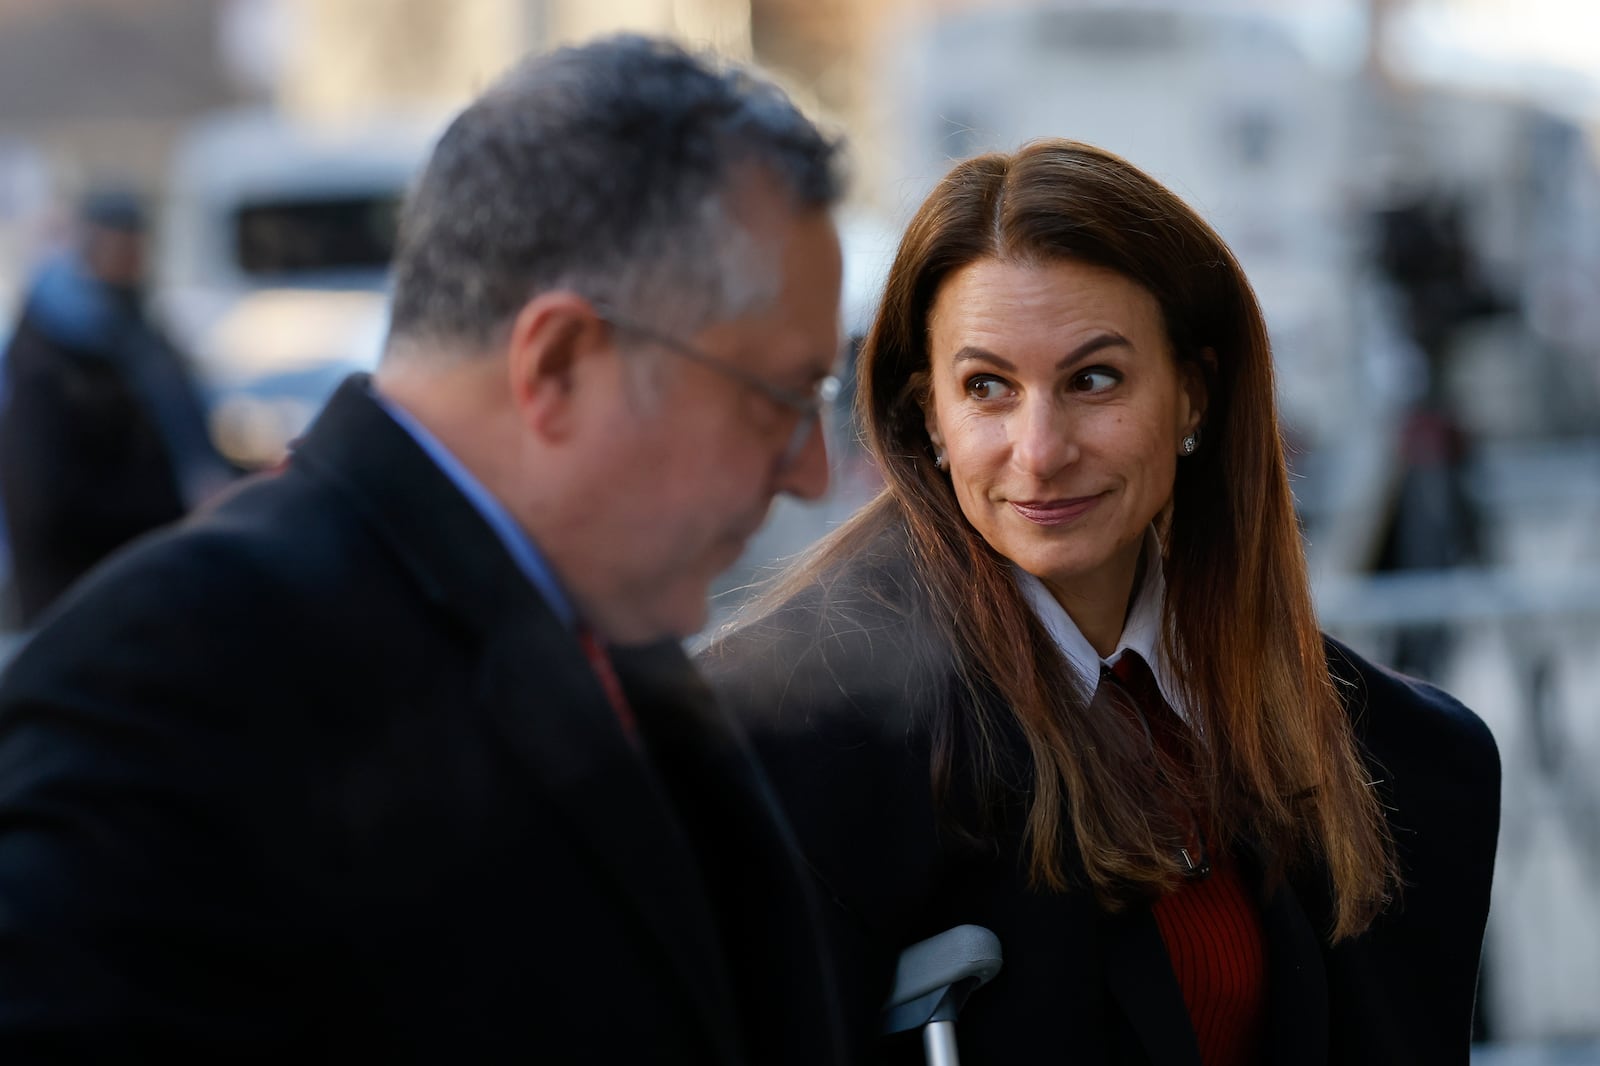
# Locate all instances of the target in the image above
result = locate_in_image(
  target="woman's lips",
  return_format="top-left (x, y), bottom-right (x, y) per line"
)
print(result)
top-left (1009, 494), bottom-right (1104, 525)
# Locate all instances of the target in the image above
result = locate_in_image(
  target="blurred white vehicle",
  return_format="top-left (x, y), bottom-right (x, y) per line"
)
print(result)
top-left (154, 110), bottom-right (439, 468)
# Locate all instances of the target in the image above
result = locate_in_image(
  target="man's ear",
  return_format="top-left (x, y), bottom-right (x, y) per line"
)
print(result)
top-left (505, 291), bottom-right (611, 442)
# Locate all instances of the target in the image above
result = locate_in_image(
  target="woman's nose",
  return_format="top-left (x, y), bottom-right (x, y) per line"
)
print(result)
top-left (1010, 395), bottom-right (1077, 478)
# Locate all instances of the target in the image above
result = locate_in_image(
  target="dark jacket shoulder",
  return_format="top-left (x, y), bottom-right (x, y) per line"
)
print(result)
top-left (1322, 633), bottom-right (1501, 880)
top-left (1324, 635), bottom-right (1499, 781)
top-left (702, 541), bottom-right (937, 735)
top-left (701, 519), bottom-right (948, 800)
top-left (1319, 635), bottom-right (1500, 1064)
top-left (699, 526), bottom-right (952, 1044)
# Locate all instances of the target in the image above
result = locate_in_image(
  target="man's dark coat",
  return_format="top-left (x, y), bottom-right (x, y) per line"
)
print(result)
top-left (0, 377), bottom-right (847, 1064)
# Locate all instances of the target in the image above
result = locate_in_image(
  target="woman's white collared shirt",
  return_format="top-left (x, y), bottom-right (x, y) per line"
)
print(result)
top-left (1013, 527), bottom-right (1192, 723)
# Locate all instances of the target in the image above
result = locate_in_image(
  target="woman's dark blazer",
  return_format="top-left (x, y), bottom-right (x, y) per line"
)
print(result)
top-left (699, 525), bottom-right (1501, 1066)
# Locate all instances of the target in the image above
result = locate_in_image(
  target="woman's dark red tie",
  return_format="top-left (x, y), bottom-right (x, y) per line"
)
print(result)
top-left (1106, 651), bottom-right (1267, 1066)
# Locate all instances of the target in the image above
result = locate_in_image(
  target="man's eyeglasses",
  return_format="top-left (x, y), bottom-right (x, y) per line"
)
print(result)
top-left (595, 308), bottom-right (841, 468)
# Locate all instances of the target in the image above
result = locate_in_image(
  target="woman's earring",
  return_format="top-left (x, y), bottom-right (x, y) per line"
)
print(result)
top-left (1181, 432), bottom-right (1198, 456)
top-left (934, 453), bottom-right (948, 472)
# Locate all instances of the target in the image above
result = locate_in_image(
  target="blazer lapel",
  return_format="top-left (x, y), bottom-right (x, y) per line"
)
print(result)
top-left (1274, 864), bottom-right (1413, 1066)
top-left (1257, 875), bottom-right (1331, 1066)
top-left (1102, 905), bottom-right (1204, 1066)
top-left (1101, 876), bottom-right (1330, 1066)
top-left (612, 641), bottom-right (850, 1066)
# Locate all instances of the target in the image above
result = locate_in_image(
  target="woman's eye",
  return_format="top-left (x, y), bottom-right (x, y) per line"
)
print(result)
top-left (965, 375), bottom-right (1010, 400)
top-left (1070, 367), bottom-right (1120, 393)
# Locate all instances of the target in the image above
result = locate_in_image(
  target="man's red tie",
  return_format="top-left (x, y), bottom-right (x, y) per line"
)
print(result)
top-left (577, 626), bottom-right (637, 738)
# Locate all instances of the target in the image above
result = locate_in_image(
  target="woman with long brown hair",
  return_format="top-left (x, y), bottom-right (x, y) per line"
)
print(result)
top-left (700, 140), bottom-right (1499, 1065)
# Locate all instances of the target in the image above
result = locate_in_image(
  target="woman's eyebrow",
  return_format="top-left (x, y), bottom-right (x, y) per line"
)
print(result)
top-left (948, 331), bottom-right (1133, 372)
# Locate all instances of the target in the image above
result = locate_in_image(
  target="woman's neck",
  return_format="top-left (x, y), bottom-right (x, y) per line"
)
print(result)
top-left (1041, 540), bottom-right (1147, 659)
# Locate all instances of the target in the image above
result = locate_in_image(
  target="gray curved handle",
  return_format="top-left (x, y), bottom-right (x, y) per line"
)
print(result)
top-left (884, 924), bottom-right (1003, 1010)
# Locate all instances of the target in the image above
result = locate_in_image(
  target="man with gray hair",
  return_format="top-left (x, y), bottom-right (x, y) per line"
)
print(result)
top-left (0, 36), bottom-right (850, 1063)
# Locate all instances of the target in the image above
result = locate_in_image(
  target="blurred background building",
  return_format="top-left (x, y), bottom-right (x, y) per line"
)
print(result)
top-left (0, 0), bottom-right (1596, 1058)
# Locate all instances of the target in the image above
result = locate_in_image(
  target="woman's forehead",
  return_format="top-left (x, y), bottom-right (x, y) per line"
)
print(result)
top-left (926, 258), bottom-right (1165, 351)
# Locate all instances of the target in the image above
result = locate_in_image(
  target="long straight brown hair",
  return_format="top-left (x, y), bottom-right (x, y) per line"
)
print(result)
top-left (746, 140), bottom-right (1393, 939)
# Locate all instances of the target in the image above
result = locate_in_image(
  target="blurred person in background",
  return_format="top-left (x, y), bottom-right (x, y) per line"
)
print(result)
top-left (0, 187), bottom-right (236, 628)
top-left (702, 140), bottom-right (1500, 1065)
top-left (1369, 192), bottom-right (1504, 679)
top-left (0, 35), bottom-right (849, 1064)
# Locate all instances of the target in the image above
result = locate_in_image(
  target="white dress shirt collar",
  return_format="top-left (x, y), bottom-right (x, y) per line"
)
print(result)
top-left (1014, 526), bottom-right (1189, 720)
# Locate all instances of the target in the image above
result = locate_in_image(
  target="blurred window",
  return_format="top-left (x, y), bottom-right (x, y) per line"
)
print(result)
top-left (233, 194), bottom-right (400, 276)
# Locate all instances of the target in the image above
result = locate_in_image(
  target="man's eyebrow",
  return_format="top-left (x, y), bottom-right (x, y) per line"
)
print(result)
top-left (949, 331), bottom-right (1133, 372)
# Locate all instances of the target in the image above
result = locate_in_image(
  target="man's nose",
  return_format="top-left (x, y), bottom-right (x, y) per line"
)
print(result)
top-left (775, 415), bottom-right (830, 501)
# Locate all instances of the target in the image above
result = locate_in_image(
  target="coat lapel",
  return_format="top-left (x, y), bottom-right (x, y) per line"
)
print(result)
top-left (476, 616), bottom-right (743, 1066)
top-left (612, 640), bottom-right (850, 1066)
top-left (1102, 904), bottom-right (1204, 1066)
top-left (1101, 857), bottom-right (1334, 1066)
top-left (1257, 874), bottom-right (1331, 1066)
